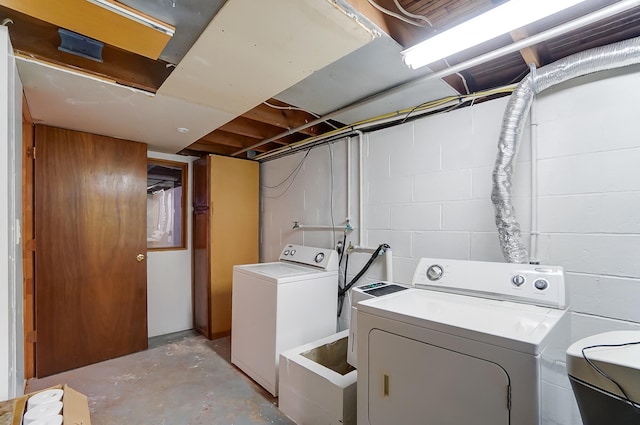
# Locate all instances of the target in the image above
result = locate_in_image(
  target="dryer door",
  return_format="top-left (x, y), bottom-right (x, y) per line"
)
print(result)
top-left (367, 329), bottom-right (510, 425)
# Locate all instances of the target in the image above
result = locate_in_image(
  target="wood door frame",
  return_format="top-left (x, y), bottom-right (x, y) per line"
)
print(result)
top-left (21, 93), bottom-right (35, 379)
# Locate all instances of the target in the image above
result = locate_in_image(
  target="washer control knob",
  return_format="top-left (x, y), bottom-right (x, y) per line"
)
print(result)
top-left (426, 264), bottom-right (444, 281)
top-left (534, 279), bottom-right (549, 291)
top-left (512, 275), bottom-right (525, 287)
top-left (290, 249), bottom-right (296, 256)
top-left (284, 250), bottom-right (290, 256)
top-left (314, 252), bottom-right (325, 263)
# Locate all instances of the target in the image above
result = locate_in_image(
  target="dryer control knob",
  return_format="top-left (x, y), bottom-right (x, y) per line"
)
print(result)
top-left (426, 264), bottom-right (443, 281)
top-left (314, 253), bottom-right (325, 263)
top-left (534, 279), bottom-right (549, 290)
top-left (512, 275), bottom-right (525, 287)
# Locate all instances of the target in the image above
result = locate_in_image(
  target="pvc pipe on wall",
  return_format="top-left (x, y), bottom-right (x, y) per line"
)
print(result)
top-left (357, 131), bottom-right (364, 248)
top-left (347, 136), bottom-right (352, 226)
top-left (384, 249), bottom-right (393, 282)
top-left (529, 99), bottom-right (539, 263)
top-left (292, 223), bottom-right (353, 231)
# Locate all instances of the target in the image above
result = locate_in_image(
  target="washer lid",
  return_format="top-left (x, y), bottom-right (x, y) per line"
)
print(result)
top-left (358, 288), bottom-right (567, 355)
top-left (233, 261), bottom-right (337, 282)
top-left (566, 331), bottom-right (640, 404)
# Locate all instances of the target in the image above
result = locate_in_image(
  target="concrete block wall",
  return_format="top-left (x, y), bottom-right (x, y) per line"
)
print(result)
top-left (261, 65), bottom-right (640, 425)
top-left (364, 96), bottom-right (533, 264)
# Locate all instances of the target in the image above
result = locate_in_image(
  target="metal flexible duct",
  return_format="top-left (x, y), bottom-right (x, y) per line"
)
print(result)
top-left (492, 36), bottom-right (640, 263)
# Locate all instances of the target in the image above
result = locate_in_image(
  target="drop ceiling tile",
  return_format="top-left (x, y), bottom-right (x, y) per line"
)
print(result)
top-left (158, 0), bottom-right (375, 115)
top-left (18, 57), bottom-right (235, 153)
top-left (275, 34), bottom-right (458, 124)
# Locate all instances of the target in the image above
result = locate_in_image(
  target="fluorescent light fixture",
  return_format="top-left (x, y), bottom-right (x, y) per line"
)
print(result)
top-left (401, 0), bottom-right (586, 69)
top-left (86, 0), bottom-right (175, 37)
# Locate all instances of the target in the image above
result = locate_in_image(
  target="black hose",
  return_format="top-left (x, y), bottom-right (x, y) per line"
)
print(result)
top-left (337, 252), bottom-right (350, 318)
top-left (338, 243), bottom-right (389, 297)
top-left (338, 232), bottom-right (347, 267)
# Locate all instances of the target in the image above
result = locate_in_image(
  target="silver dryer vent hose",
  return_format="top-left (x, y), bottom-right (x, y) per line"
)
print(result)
top-left (492, 36), bottom-right (640, 263)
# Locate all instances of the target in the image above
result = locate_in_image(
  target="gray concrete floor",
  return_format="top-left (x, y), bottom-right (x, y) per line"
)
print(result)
top-left (26, 330), bottom-right (296, 425)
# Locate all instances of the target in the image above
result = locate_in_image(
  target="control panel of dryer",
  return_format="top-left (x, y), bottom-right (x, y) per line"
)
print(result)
top-left (412, 258), bottom-right (566, 309)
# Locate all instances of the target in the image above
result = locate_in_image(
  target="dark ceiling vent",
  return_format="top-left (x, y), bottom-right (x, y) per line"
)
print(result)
top-left (58, 28), bottom-right (104, 62)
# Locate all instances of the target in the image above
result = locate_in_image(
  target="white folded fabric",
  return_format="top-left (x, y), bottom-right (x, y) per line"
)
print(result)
top-left (23, 401), bottom-right (63, 425)
top-left (26, 389), bottom-right (64, 410)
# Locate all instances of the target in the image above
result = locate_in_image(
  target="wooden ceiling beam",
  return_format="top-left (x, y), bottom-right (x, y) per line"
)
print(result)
top-left (186, 140), bottom-right (284, 158)
top-left (187, 142), bottom-right (241, 157)
top-left (219, 117), bottom-right (307, 141)
top-left (218, 117), bottom-right (273, 140)
top-left (242, 100), bottom-right (338, 136)
top-left (199, 131), bottom-right (270, 152)
top-left (510, 28), bottom-right (542, 67)
top-left (190, 123), bottom-right (313, 156)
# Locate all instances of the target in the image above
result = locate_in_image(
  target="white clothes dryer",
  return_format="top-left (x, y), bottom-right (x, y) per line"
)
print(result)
top-left (357, 258), bottom-right (569, 425)
top-left (232, 244), bottom-right (339, 396)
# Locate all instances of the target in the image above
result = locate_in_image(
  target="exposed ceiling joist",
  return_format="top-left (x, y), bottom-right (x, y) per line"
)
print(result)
top-left (242, 101), bottom-right (337, 137)
top-left (199, 130), bottom-right (272, 151)
top-left (510, 28), bottom-right (542, 67)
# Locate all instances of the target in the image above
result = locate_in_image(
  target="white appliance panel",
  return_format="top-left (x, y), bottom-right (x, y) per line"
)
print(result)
top-left (347, 282), bottom-right (410, 367)
top-left (231, 247), bottom-right (338, 397)
top-left (367, 329), bottom-right (510, 425)
top-left (412, 258), bottom-right (565, 308)
top-left (358, 289), bottom-right (565, 355)
top-left (357, 310), bottom-right (543, 425)
top-left (231, 272), bottom-right (278, 394)
top-left (357, 257), bottom-right (569, 425)
top-left (235, 262), bottom-right (320, 280)
top-left (274, 276), bottom-right (339, 364)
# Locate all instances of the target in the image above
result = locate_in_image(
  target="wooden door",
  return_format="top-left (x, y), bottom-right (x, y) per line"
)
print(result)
top-left (192, 155), bottom-right (258, 339)
top-left (209, 155), bottom-right (259, 337)
top-left (35, 125), bottom-right (148, 377)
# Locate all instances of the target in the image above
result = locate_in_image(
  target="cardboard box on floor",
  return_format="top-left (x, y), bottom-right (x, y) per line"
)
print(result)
top-left (10, 384), bottom-right (91, 425)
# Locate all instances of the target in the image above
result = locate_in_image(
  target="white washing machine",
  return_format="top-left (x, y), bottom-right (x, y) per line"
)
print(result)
top-left (232, 244), bottom-right (339, 396)
top-left (357, 258), bottom-right (569, 425)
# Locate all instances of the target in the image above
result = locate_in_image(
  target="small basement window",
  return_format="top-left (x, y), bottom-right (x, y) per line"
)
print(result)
top-left (147, 159), bottom-right (187, 250)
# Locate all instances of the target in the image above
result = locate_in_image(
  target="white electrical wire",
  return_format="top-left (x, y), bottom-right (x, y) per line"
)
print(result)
top-left (444, 58), bottom-right (470, 94)
top-left (366, 0), bottom-right (430, 27)
top-left (261, 149), bottom-right (312, 198)
top-left (262, 101), bottom-right (338, 129)
top-left (392, 0), bottom-right (432, 26)
top-left (263, 100), bottom-right (308, 112)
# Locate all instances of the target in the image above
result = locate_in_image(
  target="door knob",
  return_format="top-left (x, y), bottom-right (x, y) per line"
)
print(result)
top-left (136, 254), bottom-right (145, 262)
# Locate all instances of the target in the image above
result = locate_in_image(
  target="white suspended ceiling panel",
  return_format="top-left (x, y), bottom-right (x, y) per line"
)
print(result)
top-left (17, 58), bottom-right (236, 153)
top-left (275, 35), bottom-right (459, 124)
top-left (158, 0), bottom-right (376, 115)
